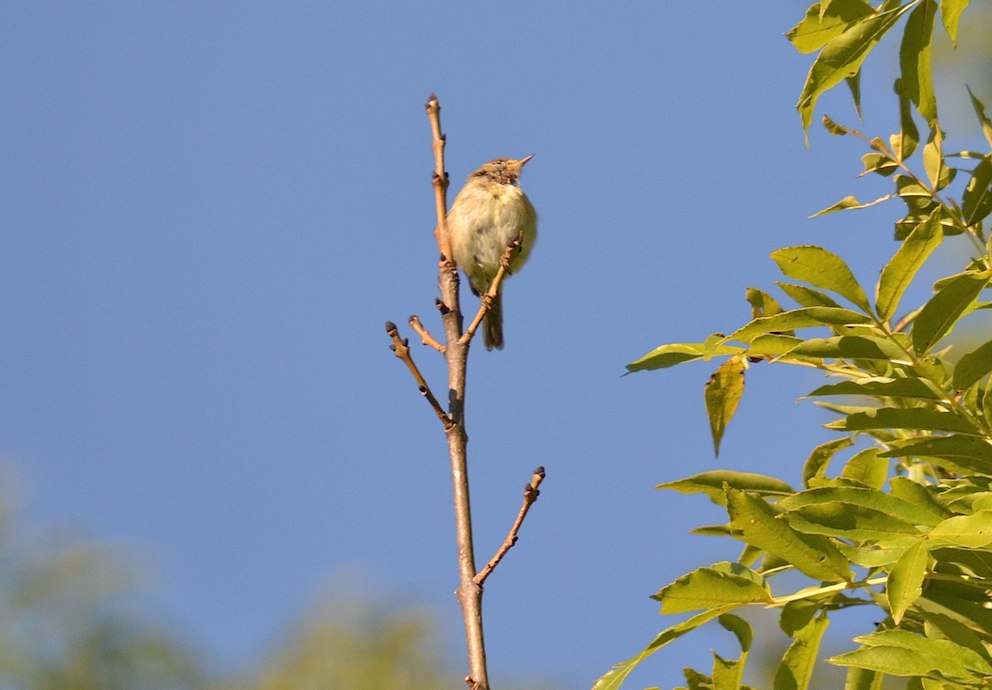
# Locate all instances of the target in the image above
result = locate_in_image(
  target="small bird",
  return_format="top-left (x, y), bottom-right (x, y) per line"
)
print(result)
top-left (447, 156), bottom-right (538, 350)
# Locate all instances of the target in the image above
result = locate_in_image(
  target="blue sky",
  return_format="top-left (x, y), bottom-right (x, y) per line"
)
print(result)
top-left (2, 3), bottom-right (989, 688)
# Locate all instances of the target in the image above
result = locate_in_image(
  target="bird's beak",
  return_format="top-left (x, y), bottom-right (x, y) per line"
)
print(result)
top-left (517, 154), bottom-right (534, 168)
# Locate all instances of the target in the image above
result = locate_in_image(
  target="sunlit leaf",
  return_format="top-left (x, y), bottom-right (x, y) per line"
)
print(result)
top-left (887, 539), bottom-right (928, 624)
top-left (961, 156), bottom-right (992, 226)
top-left (592, 607), bottom-right (735, 690)
top-left (726, 488), bottom-right (852, 581)
top-left (899, 0), bottom-right (938, 124)
top-left (777, 282), bottom-right (843, 308)
top-left (787, 0), bottom-right (876, 53)
top-left (893, 78), bottom-right (920, 160)
top-left (810, 194), bottom-right (891, 217)
top-left (771, 246), bottom-right (871, 312)
top-left (940, 0), bottom-right (971, 46)
top-left (627, 341), bottom-right (745, 373)
top-left (802, 436), bottom-right (854, 487)
top-left (953, 338), bottom-right (992, 390)
top-left (778, 486), bottom-right (945, 527)
top-left (797, 4), bottom-right (915, 135)
top-left (876, 211), bottom-right (943, 321)
top-left (730, 307), bottom-right (872, 344)
top-left (658, 470), bottom-right (794, 506)
top-left (787, 335), bottom-right (908, 361)
top-left (967, 86), bottom-right (992, 147)
top-left (807, 376), bottom-right (940, 399)
top-left (928, 511), bottom-right (992, 548)
top-left (922, 127), bottom-right (945, 191)
top-left (840, 448), bottom-right (888, 489)
top-left (705, 356), bottom-right (745, 457)
top-left (882, 435), bottom-right (992, 474)
top-left (774, 613), bottom-right (829, 690)
top-left (912, 270), bottom-right (992, 355)
top-left (653, 562), bottom-right (772, 614)
top-left (831, 629), bottom-right (992, 680)
top-left (828, 407), bottom-right (981, 436)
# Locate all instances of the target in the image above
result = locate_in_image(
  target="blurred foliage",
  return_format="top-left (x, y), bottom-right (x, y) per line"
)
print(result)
top-left (0, 493), bottom-right (206, 689)
top-left (0, 484), bottom-right (557, 689)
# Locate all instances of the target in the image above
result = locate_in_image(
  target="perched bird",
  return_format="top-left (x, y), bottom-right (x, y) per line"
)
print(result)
top-left (447, 156), bottom-right (538, 350)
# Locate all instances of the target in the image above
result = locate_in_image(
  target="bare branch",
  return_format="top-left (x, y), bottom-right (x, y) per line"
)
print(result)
top-left (474, 466), bottom-right (546, 586)
top-left (408, 314), bottom-right (445, 353)
top-left (385, 321), bottom-right (452, 428)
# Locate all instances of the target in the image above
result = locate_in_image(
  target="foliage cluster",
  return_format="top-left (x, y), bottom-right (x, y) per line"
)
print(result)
top-left (598, 1), bottom-right (992, 688)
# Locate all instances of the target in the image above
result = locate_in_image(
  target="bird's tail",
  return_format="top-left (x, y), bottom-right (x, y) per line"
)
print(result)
top-left (484, 292), bottom-right (504, 350)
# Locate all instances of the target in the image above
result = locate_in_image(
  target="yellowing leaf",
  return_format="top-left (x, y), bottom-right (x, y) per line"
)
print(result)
top-left (704, 357), bottom-right (745, 457)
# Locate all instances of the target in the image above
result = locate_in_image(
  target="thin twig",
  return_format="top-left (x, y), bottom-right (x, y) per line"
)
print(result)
top-left (427, 95), bottom-right (453, 265)
top-left (409, 314), bottom-right (445, 353)
top-left (385, 321), bottom-right (452, 428)
top-left (425, 95), bottom-right (489, 690)
top-left (460, 232), bottom-right (522, 347)
top-left (474, 467), bottom-right (545, 586)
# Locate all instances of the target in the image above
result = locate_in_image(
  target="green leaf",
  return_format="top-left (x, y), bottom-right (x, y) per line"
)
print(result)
top-left (748, 334), bottom-right (806, 358)
top-left (940, 0), bottom-right (971, 46)
top-left (922, 126), bottom-right (945, 192)
top-left (967, 86), bottom-right (992, 148)
top-left (810, 194), bottom-right (890, 217)
top-left (831, 629), bottom-right (992, 680)
top-left (862, 150), bottom-right (899, 176)
top-left (899, 0), bottom-right (938, 124)
top-left (928, 511), bottom-right (992, 548)
top-left (771, 246), bottom-right (871, 313)
top-left (786, 0), bottom-right (876, 53)
top-left (953, 338), bottom-right (992, 390)
top-left (844, 666), bottom-right (885, 690)
top-left (730, 308), bottom-right (872, 344)
top-left (846, 72), bottom-right (863, 121)
top-left (961, 156), bottom-right (992, 226)
top-left (592, 606), bottom-right (735, 690)
top-left (787, 335), bottom-right (909, 361)
top-left (726, 488), bottom-right (852, 581)
top-left (653, 562), bottom-right (772, 615)
top-left (777, 282), bottom-right (843, 308)
top-left (822, 114), bottom-right (852, 135)
top-left (626, 341), bottom-right (745, 373)
top-left (718, 613), bottom-right (753, 653)
top-left (797, 3), bottom-right (915, 135)
top-left (658, 470), bottom-right (794, 506)
top-left (778, 486), bottom-right (945, 527)
top-left (786, 503), bottom-right (925, 541)
top-left (828, 407), bottom-right (981, 436)
top-left (840, 448), bottom-right (888, 489)
top-left (774, 613), bottom-right (829, 690)
top-left (802, 436), bottom-right (855, 487)
top-left (705, 356), bottom-right (745, 457)
top-left (985, 376), bottom-right (992, 429)
top-left (876, 211), bottom-right (943, 321)
top-left (919, 609), bottom-right (990, 662)
top-left (746, 287), bottom-right (786, 319)
top-left (912, 270), bottom-right (992, 355)
top-left (893, 78), bottom-right (920, 160)
top-left (807, 376), bottom-right (941, 399)
top-left (881, 435), bottom-right (992, 474)
top-left (890, 477), bottom-right (952, 520)
top-left (837, 538), bottom-right (921, 568)
top-left (920, 587), bottom-right (992, 643)
top-left (887, 539), bottom-right (928, 624)
top-left (712, 653), bottom-right (744, 690)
